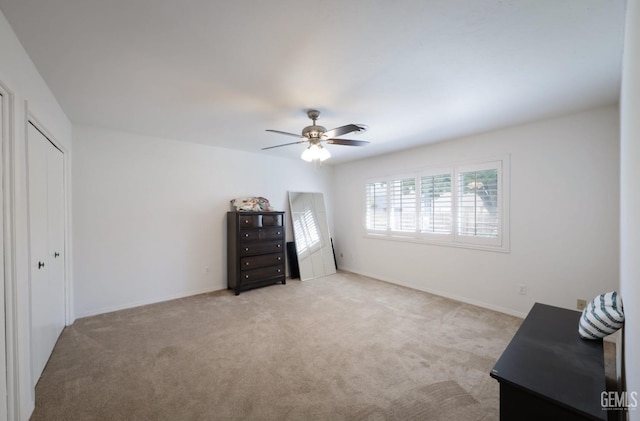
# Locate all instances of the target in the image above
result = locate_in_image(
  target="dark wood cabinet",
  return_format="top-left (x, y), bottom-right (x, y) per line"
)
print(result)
top-left (490, 303), bottom-right (608, 421)
top-left (227, 211), bottom-right (286, 295)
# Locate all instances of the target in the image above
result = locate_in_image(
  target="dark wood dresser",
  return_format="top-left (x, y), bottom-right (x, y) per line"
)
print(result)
top-left (490, 303), bottom-right (608, 421)
top-left (227, 211), bottom-right (286, 295)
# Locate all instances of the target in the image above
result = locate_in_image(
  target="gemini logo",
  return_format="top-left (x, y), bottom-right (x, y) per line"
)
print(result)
top-left (601, 391), bottom-right (638, 411)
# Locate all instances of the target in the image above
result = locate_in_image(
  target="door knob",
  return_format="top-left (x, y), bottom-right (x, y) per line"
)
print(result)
top-left (38, 261), bottom-right (45, 269)
top-left (54, 252), bottom-right (60, 258)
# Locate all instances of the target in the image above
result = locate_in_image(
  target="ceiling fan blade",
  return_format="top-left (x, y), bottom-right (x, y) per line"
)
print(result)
top-left (266, 129), bottom-right (305, 139)
top-left (326, 138), bottom-right (370, 146)
top-left (324, 124), bottom-right (366, 138)
top-left (262, 140), bottom-right (307, 150)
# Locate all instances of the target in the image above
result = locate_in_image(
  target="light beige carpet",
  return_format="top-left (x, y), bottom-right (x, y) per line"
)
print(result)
top-left (32, 272), bottom-right (529, 420)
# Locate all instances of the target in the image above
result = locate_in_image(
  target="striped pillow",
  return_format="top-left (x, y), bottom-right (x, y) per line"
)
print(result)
top-left (578, 291), bottom-right (624, 340)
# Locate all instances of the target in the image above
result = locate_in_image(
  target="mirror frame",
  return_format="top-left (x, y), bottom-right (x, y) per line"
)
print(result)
top-left (288, 191), bottom-right (336, 281)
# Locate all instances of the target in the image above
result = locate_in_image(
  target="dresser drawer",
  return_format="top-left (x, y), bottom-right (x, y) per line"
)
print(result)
top-left (240, 253), bottom-right (284, 270)
top-left (241, 264), bottom-right (285, 283)
top-left (239, 227), bottom-right (284, 241)
top-left (239, 214), bottom-right (261, 228)
top-left (262, 214), bottom-right (283, 226)
top-left (261, 227), bottom-right (284, 240)
top-left (239, 241), bottom-right (284, 256)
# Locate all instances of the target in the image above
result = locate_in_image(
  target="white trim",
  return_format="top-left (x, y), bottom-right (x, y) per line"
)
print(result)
top-left (339, 267), bottom-right (527, 319)
top-left (362, 231), bottom-right (511, 253)
top-left (1, 79), bottom-right (17, 421)
top-left (75, 286), bottom-right (223, 319)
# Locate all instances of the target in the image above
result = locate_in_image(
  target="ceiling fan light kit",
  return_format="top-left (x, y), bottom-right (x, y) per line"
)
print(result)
top-left (264, 109), bottom-right (370, 163)
top-left (301, 143), bottom-right (331, 162)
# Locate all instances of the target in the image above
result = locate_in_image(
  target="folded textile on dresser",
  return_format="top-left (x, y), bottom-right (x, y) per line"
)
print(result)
top-left (230, 197), bottom-right (274, 212)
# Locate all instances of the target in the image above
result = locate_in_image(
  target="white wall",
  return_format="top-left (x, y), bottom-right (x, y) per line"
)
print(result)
top-left (620, 1), bottom-right (640, 418)
top-left (72, 125), bottom-right (334, 318)
top-left (0, 8), bottom-right (73, 421)
top-left (332, 106), bottom-right (619, 317)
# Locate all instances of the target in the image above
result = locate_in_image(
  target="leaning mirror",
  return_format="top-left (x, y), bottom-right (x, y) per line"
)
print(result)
top-left (288, 192), bottom-right (337, 281)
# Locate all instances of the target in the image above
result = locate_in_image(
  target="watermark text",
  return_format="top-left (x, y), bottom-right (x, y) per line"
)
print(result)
top-left (601, 391), bottom-right (638, 411)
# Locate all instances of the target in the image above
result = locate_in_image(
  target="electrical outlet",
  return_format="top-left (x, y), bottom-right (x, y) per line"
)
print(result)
top-left (518, 284), bottom-right (527, 295)
top-left (577, 299), bottom-right (587, 311)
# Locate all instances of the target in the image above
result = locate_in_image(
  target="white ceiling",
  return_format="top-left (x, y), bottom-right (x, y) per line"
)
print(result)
top-left (0, 0), bottom-right (627, 164)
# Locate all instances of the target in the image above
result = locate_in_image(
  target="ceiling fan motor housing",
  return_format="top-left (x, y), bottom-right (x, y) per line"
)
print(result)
top-left (302, 124), bottom-right (326, 139)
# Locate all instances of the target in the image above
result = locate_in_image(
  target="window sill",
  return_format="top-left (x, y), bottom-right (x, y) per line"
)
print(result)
top-left (363, 232), bottom-right (510, 253)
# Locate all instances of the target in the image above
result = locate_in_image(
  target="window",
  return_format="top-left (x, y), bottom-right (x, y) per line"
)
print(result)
top-left (365, 158), bottom-right (509, 251)
top-left (365, 181), bottom-right (388, 231)
top-left (420, 173), bottom-right (452, 234)
top-left (457, 167), bottom-right (499, 238)
top-left (389, 177), bottom-right (416, 232)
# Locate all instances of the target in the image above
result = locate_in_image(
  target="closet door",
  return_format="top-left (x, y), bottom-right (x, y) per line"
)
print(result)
top-left (27, 122), bottom-right (65, 386)
top-left (47, 142), bottom-right (65, 349)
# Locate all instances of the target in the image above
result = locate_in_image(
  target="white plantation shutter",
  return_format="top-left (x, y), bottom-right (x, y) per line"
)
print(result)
top-left (365, 158), bottom-right (508, 251)
top-left (389, 177), bottom-right (416, 232)
top-left (366, 181), bottom-right (388, 230)
top-left (293, 208), bottom-right (322, 257)
top-left (457, 167), bottom-right (499, 238)
top-left (420, 174), bottom-right (451, 234)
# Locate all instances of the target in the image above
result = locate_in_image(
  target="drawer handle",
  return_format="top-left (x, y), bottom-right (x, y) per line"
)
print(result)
top-left (245, 275), bottom-right (249, 279)
top-left (277, 269), bottom-right (281, 273)
top-left (245, 262), bottom-right (250, 266)
top-left (244, 233), bottom-right (249, 237)
top-left (244, 220), bottom-right (250, 224)
top-left (277, 231), bottom-right (281, 235)
top-left (277, 256), bottom-right (281, 261)
top-left (277, 244), bottom-right (281, 248)
top-left (245, 247), bottom-right (249, 251)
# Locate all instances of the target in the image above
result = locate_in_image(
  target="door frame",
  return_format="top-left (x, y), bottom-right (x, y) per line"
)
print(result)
top-left (1, 79), bottom-right (16, 421)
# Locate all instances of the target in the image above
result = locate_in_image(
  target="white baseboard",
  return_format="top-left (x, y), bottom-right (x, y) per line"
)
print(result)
top-left (338, 266), bottom-right (526, 319)
top-left (74, 286), bottom-right (225, 319)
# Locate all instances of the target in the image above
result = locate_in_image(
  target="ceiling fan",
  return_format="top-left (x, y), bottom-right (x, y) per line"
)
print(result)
top-left (263, 109), bottom-right (369, 162)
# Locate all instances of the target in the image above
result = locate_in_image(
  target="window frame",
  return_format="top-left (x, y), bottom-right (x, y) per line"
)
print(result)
top-left (364, 157), bottom-right (510, 252)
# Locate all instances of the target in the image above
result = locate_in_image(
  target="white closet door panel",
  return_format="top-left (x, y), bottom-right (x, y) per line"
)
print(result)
top-left (27, 123), bottom-right (65, 386)
top-left (47, 145), bottom-right (65, 342)
top-left (27, 123), bottom-right (51, 385)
